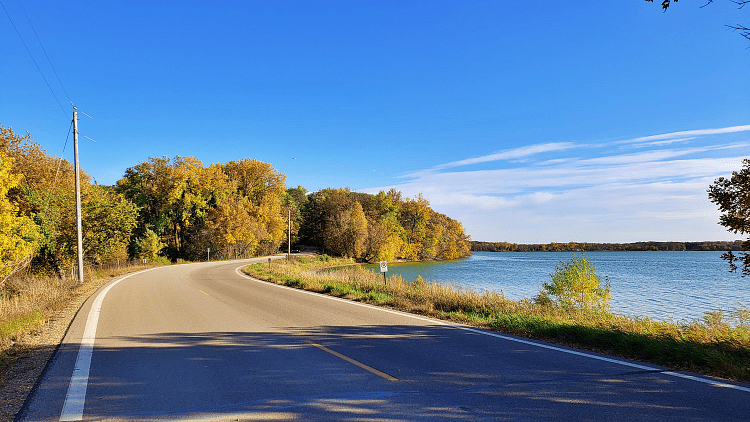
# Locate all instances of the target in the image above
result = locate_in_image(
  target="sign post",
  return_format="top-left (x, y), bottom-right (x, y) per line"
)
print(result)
top-left (379, 261), bottom-right (388, 284)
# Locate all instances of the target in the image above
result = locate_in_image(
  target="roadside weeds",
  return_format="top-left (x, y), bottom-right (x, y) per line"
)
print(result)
top-left (0, 263), bottom-right (160, 422)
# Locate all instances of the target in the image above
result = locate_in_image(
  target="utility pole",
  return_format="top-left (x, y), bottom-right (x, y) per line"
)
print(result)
top-left (287, 207), bottom-right (291, 259)
top-left (73, 107), bottom-right (84, 282)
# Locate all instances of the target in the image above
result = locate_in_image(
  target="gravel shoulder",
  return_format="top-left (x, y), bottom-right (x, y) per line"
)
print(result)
top-left (0, 275), bottom-right (118, 422)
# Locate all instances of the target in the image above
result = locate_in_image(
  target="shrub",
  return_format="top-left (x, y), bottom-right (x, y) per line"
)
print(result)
top-left (536, 253), bottom-right (611, 311)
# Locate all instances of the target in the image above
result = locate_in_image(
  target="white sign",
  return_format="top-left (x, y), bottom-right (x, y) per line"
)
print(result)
top-left (379, 261), bottom-right (388, 273)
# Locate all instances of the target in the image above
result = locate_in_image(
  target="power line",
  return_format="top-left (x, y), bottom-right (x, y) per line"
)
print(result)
top-left (0, 0), bottom-right (69, 121)
top-left (17, 0), bottom-right (72, 105)
top-left (42, 120), bottom-right (73, 215)
top-left (2, 0), bottom-right (84, 217)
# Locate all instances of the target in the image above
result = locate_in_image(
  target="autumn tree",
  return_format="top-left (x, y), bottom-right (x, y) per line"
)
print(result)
top-left (299, 188), bottom-right (469, 262)
top-left (223, 159), bottom-right (287, 255)
top-left (708, 159), bottom-right (750, 276)
top-left (536, 254), bottom-right (611, 311)
top-left (117, 156), bottom-right (231, 260)
top-left (0, 151), bottom-right (41, 283)
top-left (301, 188), bottom-right (354, 253)
top-left (117, 156), bottom-right (287, 261)
top-left (2, 125), bottom-right (138, 276)
top-left (400, 194), bottom-right (432, 260)
top-left (206, 195), bottom-right (265, 259)
top-left (343, 201), bottom-right (368, 259)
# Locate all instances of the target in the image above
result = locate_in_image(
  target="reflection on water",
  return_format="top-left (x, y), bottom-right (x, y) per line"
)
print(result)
top-left (367, 251), bottom-right (749, 322)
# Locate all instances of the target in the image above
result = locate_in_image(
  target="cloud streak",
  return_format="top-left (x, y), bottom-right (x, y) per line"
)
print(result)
top-left (412, 142), bottom-right (579, 173)
top-left (363, 125), bottom-right (750, 243)
top-left (622, 125), bottom-right (750, 145)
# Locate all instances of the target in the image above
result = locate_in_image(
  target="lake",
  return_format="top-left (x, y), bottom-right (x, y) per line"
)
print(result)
top-left (368, 251), bottom-right (749, 322)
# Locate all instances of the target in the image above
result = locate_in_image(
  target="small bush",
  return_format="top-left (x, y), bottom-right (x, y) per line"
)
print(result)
top-left (536, 253), bottom-right (611, 311)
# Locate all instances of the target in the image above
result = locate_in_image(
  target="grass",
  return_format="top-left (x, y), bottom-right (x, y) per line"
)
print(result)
top-left (0, 311), bottom-right (43, 339)
top-left (245, 255), bottom-right (750, 383)
top-left (0, 260), bottom-right (166, 377)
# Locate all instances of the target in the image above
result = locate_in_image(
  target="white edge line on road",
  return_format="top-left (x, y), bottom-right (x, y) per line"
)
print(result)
top-left (59, 268), bottom-right (159, 421)
top-left (235, 265), bottom-right (750, 394)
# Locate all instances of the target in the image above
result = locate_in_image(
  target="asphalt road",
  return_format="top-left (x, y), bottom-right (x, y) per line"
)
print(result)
top-left (18, 257), bottom-right (750, 421)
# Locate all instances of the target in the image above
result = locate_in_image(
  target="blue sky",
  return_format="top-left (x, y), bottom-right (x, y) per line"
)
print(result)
top-left (2, 1), bottom-right (749, 243)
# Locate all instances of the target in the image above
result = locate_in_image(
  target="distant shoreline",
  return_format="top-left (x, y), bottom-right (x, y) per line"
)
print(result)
top-left (471, 240), bottom-right (743, 252)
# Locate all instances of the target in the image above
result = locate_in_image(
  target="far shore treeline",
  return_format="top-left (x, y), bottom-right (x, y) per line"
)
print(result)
top-left (0, 126), bottom-right (470, 280)
top-left (471, 240), bottom-right (744, 253)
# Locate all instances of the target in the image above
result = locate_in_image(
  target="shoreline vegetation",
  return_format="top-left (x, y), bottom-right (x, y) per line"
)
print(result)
top-left (244, 254), bottom-right (750, 383)
top-left (471, 240), bottom-right (744, 252)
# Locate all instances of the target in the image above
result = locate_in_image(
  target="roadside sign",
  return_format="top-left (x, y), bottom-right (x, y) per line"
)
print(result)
top-left (379, 261), bottom-right (387, 273)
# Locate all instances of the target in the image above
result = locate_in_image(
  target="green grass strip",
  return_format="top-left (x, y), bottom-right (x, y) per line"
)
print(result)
top-left (0, 311), bottom-right (44, 339)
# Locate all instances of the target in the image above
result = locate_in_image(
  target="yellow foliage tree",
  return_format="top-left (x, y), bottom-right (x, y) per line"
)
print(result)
top-left (207, 195), bottom-right (264, 259)
top-left (0, 151), bottom-right (41, 282)
top-left (344, 201), bottom-right (368, 259)
top-left (224, 159), bottom-right (287, 254)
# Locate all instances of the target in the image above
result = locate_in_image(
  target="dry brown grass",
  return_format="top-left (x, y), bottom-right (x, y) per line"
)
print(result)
top-left (0, 261), bottom-right (155, 368)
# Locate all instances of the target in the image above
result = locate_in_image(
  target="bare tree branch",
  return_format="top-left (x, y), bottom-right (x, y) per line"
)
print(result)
top-left (648, 0), bottom-right (749, 41)
top-left (727, 24), bottom-right (750, 40)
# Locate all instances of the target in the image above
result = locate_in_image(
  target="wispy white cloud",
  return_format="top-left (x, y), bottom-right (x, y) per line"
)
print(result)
top-left (362, 125), bottom-right (750, 243)
top-left (629, 137), bottom-right (696, 148)
top-left (419, 142), bottom-right (578, 172)
top-left (622, 125), bottom-right (750, 145)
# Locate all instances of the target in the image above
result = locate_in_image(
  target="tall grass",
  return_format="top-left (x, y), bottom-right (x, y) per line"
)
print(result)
top-left (245, 255), bottom-right (750, 382)
top-left (0, 260), bottom-right (160, 370)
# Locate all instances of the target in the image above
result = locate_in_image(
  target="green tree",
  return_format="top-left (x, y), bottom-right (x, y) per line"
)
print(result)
top-left (136, 229), bottom-right (166, 260)
top-left (282, 186), bottom-right (308, 249)
top-left (536, 254), bottom-right (611, 311)
top-left (82, 185), bottom-right (139, 265)
top-left (708, 159), bottom-right (750, 276)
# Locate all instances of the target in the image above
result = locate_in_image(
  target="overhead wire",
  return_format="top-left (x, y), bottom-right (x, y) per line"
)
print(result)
top-left (17, 0), bottom-right (72, 105)
top-left (1, 0), bottom-right (82, 217)
top-left (0, 0), bottom-right (69, 121)
top-left (42, 120), bottom-right (73, 216)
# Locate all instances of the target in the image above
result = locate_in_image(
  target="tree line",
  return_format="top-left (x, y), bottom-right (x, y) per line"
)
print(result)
top-left (0, 126), bottom-right (470, 281)
top-left (298, 188), bottom-right (470, 262)
top-left (471, 240), bottom-right (745, 253)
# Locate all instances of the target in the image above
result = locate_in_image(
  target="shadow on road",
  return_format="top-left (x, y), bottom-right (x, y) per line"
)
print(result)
top-left (20, 324), bottom-right (746, 421)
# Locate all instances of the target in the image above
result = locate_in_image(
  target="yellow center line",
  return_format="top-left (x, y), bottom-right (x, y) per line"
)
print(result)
top-left (305, 340), bottom-right (398, 382)
top-left (198, 289), bottom-right (210, 296)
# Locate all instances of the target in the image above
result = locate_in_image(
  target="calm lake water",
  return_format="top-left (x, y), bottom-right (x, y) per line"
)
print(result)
top-left (368, 251), bottom-right (749, 322)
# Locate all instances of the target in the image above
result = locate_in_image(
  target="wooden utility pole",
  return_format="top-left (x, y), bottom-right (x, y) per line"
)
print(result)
top-left (288, 207), bottom-right (291, 259)
top-left (73, 107), bottom-right (84, 282)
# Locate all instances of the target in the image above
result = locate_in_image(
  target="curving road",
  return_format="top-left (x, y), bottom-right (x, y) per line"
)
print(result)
top-left (18, 257), bottom-right (750, 421)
